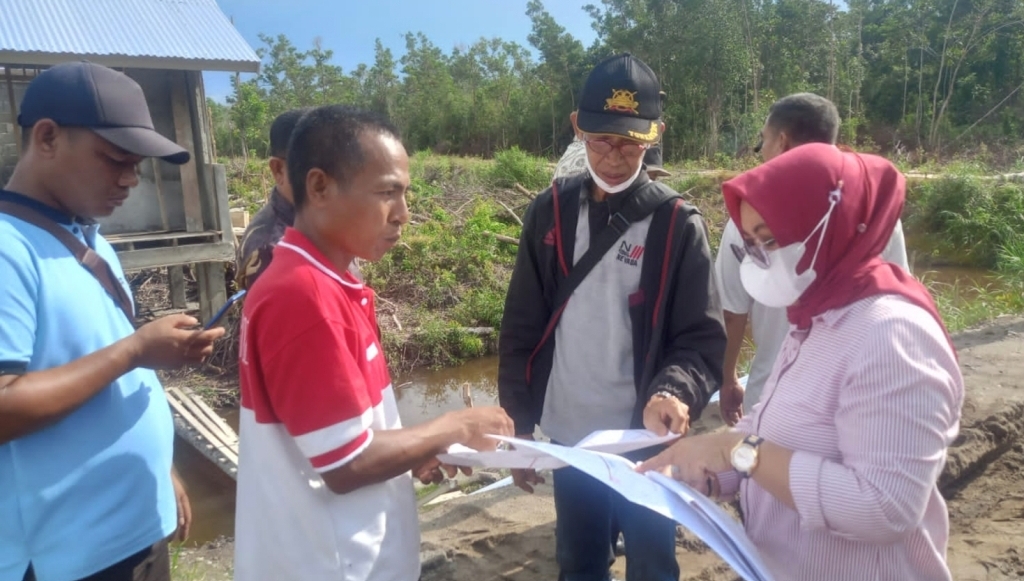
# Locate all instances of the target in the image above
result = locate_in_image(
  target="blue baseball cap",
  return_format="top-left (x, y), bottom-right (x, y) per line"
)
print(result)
top-left (17, 61), bottom-right (190, 165)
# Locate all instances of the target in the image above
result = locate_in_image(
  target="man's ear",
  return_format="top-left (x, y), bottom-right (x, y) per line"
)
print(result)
top-left (268, 157), bottom-right (287, 187)
top-left (778, 131), bottom-right (791, 153)
top-left (303, 168), bottom-right (331, 206)
top-left (30, 120), bottom-right (61, 159)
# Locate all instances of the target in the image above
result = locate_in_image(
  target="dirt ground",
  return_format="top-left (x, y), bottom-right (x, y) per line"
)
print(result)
top-left (175, 317), bottom-right (1024, 581)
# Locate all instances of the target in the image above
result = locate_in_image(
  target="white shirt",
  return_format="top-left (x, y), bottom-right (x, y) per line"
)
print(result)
top-left (714, 219), bottom-right (910, 409)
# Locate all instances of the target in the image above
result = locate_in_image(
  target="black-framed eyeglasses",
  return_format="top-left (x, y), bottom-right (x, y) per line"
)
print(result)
top-left (730, 238), bottom-right (774, 268)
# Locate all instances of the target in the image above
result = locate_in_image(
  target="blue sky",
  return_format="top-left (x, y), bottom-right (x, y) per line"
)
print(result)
top-left (204, 0), bottom-right (599, 102)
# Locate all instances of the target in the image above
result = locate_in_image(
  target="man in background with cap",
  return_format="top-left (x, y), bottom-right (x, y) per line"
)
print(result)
top-left (0, 61), bottom-right (224, 581)
top-left (499, 53), bottom-right (725, 581)
top-left (237, 107), bottom-right (306, 290)
top-left (554, 138), bottom-right (673, 182)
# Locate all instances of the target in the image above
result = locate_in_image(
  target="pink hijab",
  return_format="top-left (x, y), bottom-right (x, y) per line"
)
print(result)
top-left (722, 143), bottom-right (952, 349)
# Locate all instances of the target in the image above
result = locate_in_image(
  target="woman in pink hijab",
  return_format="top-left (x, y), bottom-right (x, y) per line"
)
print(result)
top-left (640, 143), bottom-right (963, 581)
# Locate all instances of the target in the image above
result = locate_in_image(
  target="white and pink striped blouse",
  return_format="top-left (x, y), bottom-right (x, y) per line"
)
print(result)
top-left (718, 293), bottom-right (964, 581)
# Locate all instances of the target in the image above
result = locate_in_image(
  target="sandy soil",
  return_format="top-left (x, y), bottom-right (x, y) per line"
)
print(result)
top-left (174, 317), bottom-right (1024, 581)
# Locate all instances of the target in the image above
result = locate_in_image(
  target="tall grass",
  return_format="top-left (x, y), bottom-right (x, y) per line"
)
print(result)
top-left (906, 174), bottom-right (1024, 270)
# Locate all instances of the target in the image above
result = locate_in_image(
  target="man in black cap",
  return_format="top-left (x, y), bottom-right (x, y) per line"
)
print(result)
top-left (499, 53), bottom-right (725, 581)
top-left (0, 61), bottom-right (224, 581)
top-left (554, 133), bottom-right (672, 182)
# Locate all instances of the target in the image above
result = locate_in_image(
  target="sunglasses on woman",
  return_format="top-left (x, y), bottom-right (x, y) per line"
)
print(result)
top-left (730, 237), bottom-right (775, 269)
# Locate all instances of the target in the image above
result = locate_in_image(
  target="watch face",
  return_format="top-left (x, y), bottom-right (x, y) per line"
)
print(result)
top-left (733, 446), bottom-right (756, 471)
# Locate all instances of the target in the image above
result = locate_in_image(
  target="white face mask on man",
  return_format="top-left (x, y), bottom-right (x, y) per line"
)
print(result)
top-left (584, 149), bottom-right (645, 194)
top-left (737, 188), bottom-right (840, 308)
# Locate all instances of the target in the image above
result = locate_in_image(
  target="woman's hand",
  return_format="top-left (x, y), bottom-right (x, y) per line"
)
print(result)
top-left (637, 430), bottom-right (745, 493)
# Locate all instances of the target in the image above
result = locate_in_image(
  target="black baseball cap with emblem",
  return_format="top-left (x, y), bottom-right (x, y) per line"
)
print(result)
top-left (18, 61), bottom-right (190, 165)
top-left (576, 53), bottom-right (663, 143)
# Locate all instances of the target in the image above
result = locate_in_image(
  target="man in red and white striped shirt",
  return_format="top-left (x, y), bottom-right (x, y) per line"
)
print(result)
top-left (234, 105), bottom-right (513, 581)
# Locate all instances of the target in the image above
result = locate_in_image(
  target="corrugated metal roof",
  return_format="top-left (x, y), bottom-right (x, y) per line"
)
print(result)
top-left (0, 0), bottom-right (260, 72)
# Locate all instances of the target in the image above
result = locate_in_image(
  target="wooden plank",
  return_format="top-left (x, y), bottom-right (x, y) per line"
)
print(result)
top-left (107, 232), bottom-right (216, 245)
top-left (213, 164), bottom-right (234, 243)
top-left (168, 266), bottom-right (186, 309)
top-left (151, 158), bottom-right (168, 230)
top-left (117, 242), bottom-right (235, 271)
top-left (186, 71), bottom-right (219, 237)
top-left (105, 230), bottom-right (219, 245)
top-left (188, 71), bottom-right (214, 167)
top-left (167, 401), bottom-right (238, 467)
top-left (4, 67), bottom-right (21, 158)
top-left (230, 208), bottom-right (249, 228)
top-left (167, 387), bottom-right (239, 465)
top-left (196, 261), bottom-right (227, 326)
top-left (170, 71), bottom-right (203, 233)
top-left (183, 390), bottom-right (238, 445)
top-left (173, 387), bottom-right (237, 446)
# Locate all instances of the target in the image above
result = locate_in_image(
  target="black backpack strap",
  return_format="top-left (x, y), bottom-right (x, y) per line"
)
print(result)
top-left (552, 182), bottom-right (680, 308)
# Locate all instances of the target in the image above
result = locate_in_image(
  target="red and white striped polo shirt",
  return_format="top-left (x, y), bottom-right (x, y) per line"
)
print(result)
top-left (234, 228), bottom-right (419, 581)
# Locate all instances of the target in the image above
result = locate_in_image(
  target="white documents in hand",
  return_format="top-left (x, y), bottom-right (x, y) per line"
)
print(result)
top-left (437, 429), bottom-right (773, 581)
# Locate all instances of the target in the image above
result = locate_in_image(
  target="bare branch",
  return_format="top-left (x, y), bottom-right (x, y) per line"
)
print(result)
top-left (497, 200), bottom-right (524, 226)
top-left (483, 231), bottom-right (519, 245)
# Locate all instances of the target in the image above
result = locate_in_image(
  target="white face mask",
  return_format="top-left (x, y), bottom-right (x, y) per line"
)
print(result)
top-left (585, 150), bottom-right (645, 194)
top-left (739, 190), bottom-right (840, 308)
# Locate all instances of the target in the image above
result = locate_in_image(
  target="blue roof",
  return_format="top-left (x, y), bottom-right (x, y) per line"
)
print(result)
top-left (0, 0), bottom-right (260, 72)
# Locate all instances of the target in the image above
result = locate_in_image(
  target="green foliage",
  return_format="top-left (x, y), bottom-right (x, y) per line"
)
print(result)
top-left (206, 0), bottom-right (1024, 165)
top-left (996, 233), bottom-right (1024, 277)
top-left (489, 147), bottom-right (550, 190)
top-left (222, 157), bottom-right (274, 214)
top-left (907, 176), bottom-right (1024, 268)
top-left (923, 275), bottom-right (1024, 333)
top-left (224, 151), bottom-right (1024, 372)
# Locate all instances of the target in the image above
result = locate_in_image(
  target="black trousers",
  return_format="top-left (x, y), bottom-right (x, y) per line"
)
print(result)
top-left (23, 538), bottom-right (170, 581)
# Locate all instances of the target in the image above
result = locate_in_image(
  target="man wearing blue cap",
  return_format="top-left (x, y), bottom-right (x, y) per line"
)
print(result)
top-left (0, 61), bottom-right (224, 581)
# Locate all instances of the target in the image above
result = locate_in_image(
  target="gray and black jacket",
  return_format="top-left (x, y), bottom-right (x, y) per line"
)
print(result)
top-left (498, 172), bottom-right (727, 436)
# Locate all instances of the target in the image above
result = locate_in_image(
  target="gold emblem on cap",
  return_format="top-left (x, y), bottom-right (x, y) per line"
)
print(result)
top-left (628, 121), bottom-right (659, 141)
top-left (605, 89), bottom-right (640, 115)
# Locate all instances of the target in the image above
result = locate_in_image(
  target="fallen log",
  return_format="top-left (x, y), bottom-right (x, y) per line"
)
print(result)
top-left (484, 231), bottom-right (519, 245)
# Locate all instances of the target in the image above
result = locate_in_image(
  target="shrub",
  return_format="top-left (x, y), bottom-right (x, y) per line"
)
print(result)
top-left (489, 147), bottom-right (549, 190)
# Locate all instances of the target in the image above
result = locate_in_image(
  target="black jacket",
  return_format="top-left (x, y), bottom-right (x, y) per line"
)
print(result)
top-left (498, 173), bottom-right (727, 436)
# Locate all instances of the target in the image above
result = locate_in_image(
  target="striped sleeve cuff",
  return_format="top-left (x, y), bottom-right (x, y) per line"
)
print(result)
top-left (789, 450), bottom-right (827, 531)
top-left (308, 429), bottom-right (374, 473)
top-left (715, 469), bottom-right (742, 499)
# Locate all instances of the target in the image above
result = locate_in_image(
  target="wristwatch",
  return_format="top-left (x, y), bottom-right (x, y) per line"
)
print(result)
top-left (730, 435), bottom-right (764, 478)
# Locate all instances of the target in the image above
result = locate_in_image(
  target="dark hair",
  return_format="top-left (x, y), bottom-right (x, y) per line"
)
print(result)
top-left (766, 93), bottom-right (840, 146)
top-left (269, 107), bottom-right (312, 158)
top-left (287, 105), bottom-right (401, 209)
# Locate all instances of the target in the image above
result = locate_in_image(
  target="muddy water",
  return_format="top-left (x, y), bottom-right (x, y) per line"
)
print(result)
top-left (174, 357), bottom-right (502, 546)
top-left (173, 262), bottom-right (1000, 546)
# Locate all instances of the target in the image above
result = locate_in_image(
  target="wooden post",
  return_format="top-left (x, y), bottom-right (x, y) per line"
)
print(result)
top-left (168, 265), bottom-right (186, 309)
top-left (151, 158), bottom-right (169, 230)
top-left (4, 67), bottom-right (21, 158)
top-left (196, 262), bottom-right (226, 326)
top-left (170, 71), bottom-right (203, 233)
top-left (213, 164), bottom-right (234, 247)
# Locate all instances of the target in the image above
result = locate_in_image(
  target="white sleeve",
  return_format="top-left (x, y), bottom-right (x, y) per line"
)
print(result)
top-left (714, 220), bottom-right (754, 315)
top-left (881, 219), bottom-right (910, 270)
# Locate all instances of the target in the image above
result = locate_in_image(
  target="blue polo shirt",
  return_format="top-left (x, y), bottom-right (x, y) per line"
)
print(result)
top-left (0, 191), bottom-right (176, 581)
